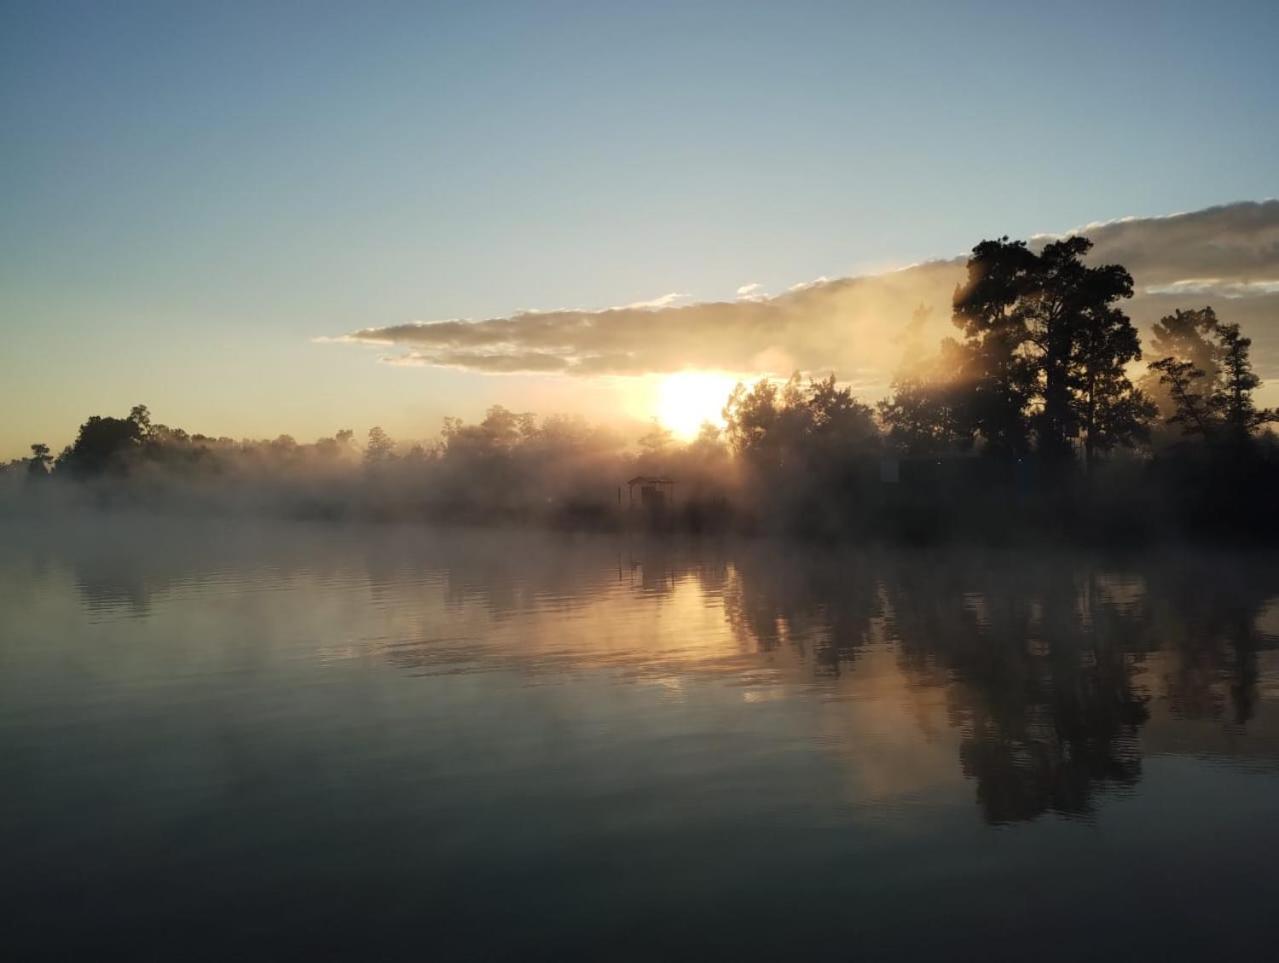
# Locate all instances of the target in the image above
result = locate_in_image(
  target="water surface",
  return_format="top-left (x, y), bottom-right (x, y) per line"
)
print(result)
top-left (3, 516), bottom-right (1279, 960)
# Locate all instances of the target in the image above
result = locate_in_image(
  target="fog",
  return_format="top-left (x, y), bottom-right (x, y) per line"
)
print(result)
top-left (8, 223), bottom-right (1278, 546)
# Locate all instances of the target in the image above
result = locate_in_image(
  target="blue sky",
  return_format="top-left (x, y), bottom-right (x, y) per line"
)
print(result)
top-left (2, 0), bottom-right (1277, 456)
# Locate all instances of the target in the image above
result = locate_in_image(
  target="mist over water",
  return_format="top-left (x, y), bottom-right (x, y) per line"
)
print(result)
top-left (3, 516), bottom-right (1279, 960)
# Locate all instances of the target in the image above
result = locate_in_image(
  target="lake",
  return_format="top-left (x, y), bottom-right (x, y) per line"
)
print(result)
top-left (3, 515), bottom-right (1279, 961)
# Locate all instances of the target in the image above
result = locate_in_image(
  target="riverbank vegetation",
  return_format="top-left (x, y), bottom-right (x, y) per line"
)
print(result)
top-left (6, 235), bottom-right (1276, 543)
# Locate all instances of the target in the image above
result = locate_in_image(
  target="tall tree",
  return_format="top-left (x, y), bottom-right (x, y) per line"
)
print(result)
top-left (1149, 357), bottom-right (1216, 439)
top-left (1214, 322), bottom-right (1278, 441)
top-left (1072, 300), bottom-right (1154, 468)
top-left (1138, 307), bottom-right (1220, 421)
top-left (1149, 315), bottom-right (1277, 444)
top-left (128, 404), bottom-right (152, 436)
top-left (27, 443), bottom-right (52, 479)
top-left (951, 236), bottom-right (1146, 466)
top-left (364, 426), bottom-right (395, 466)
top-left (1029, 238), bottom-right (1137, 462)
top-left (951, 238), bottom-right (1038, 457)
top-left (57, 412), bottom-right (146, 477)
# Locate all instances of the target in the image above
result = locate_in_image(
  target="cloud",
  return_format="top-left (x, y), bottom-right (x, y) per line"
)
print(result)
top-left (384, 350), bottom-right (571, 373)
top-left (1143, 279), bottom-right (1279, 298)
top-left (1037, 199), bottom-right (1279, 287)
top-left (335, 264), bottom-right (964, 388)
top-left (788, 276), bottom-right (831, 291)
top-left (329, 200), bottom-right (1279, 389)
top-left (616, 291), bottom-right (687, 310)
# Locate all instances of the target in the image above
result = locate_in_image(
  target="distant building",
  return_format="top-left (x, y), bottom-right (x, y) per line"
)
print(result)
top-left (627, 476), bottom-right (674, 512)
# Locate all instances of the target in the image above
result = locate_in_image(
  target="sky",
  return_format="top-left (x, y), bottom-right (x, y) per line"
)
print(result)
top-left (2, 0), bottom-right (1278, 459)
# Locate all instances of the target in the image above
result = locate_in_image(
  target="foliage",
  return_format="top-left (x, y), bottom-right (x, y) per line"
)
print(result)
top-left (364, 427), bottom-right (395, 466)
top-left (10, 234), bottom-right (1275, 542)
top-left (1150, 315), bottom-right (1278, 443)
top-left (878, 338), bottom-right (969, 455)
top-left (947, 235), bottom-right (1151, 466)
top-left (724, 373), bottom-right (877, 471)
top-left (1137, 307), bottom-right (1221, 420)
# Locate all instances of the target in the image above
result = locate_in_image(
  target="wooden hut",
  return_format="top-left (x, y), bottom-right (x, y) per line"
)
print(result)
top-left (626, 476), bottom-right (674, 512)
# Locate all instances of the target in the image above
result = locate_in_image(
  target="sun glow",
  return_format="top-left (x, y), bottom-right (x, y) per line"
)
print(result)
top-left (654, 371), bottom-right (739, 440)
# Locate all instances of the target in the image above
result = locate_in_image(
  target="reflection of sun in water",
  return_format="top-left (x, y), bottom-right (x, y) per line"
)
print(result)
top-left (655, 371), bottom-right (739, 440)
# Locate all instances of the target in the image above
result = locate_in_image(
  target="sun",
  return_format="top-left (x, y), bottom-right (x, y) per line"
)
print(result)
top-left (654, 371), bottom-right (739, 440)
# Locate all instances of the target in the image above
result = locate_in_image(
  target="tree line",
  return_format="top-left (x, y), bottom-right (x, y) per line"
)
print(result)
top-left (712, 235), bottom-right (1275, 538)
top-left (6, 234), bottom-right (1276, 540)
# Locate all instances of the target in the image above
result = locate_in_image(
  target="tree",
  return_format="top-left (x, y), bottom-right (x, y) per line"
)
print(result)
top-left (1215, 322), bottom-right (1278, 441)
top-left (1149, 357), bottom-right (1216, 439)
top-left (951, 238), bottom-right (1039, 457)
top-left (441, 406), bottom-right (536, 458)
top-left (1138, 308), bottom-right (1220, 421)
top-left (638, 420), bottom-right (674, 457)
top-left (315, 429), bottom-right (357, 461)
top-left (128, 404), bottom-right (152, 437)
top-left (364, 426), bottom-right (395, 466)
top-left (27, 443), bottom-right (52, 479)
top-left (1072, 300), bottom-right (1154, 468)
top-left (879, 337), bottom-right (969, 455)
top-left (724, 373), bottom-right (876, 471)
top-left (804, 374), bottom-right (878, 454)
top-left (950, 235), bottom-right (1145, 466)
top-left (723, 378), bottom-right (783, 467)
top-left (1149, 315), bottom-right (1277, 444)
top-left (57, 413), bottom-right (146, 477)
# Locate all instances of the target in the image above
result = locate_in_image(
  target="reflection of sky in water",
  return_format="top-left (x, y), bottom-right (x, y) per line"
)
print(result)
top-left (3, 517), bottom-right (1279, 959)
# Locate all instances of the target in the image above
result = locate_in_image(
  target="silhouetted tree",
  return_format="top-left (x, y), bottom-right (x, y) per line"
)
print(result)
top-left (1149, 314), bottom-right (1276, 444)
top-left (314, 429), bottom-right (357, 461)
top-left (803, 374), bottom-right (879, 456)
top-left (951, 238), bottom-right (1039, 457)
top-left (128, 404), bottom-right (152, 436)
top-left (1138, 307), bottom-right (1221, 422)
top-left (723, 378), bottom-right (783, 465)
top-left (365, 426), bottom-right (395, 466)
top-left (27, 443), bottom-right (52, 479)
top-left (1072, 294), bottom-right (1154, 469)
top-left (1031, 238), bottom-right (1135, 462)
top-left (1216, 322), bottom-right (1277, 441)
top-left (951, 236), bottom-right (1145, 465)
top-left (57, 409), bottom-right (149, 477)
top-left (723, 373), bottom-right (878, 534)
top-left (724, 373), bottom-right (876, 472)
top-left (1149, 357), bottom-right (1216, 438)
top-left (878, 338), bottom-right (969, 455)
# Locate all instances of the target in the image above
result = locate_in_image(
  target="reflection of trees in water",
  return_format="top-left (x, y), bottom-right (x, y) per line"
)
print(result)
top-left (873, 555), bottom-right (1151, 823)
top-left (411, 533), bottom-right (731, 617)
top-left (724, 548), bottom-right (1278, 824)
top-left (57, 519), bottom-right (369, 616)
top-left (1137, 556), bottom-right (1277, 728)
top-left (722, 546), bottom-right (883, 674)
top-left (47, 520), bottom-right (1279, 823)
top-left (74, 560), bottom-right (156, 614)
